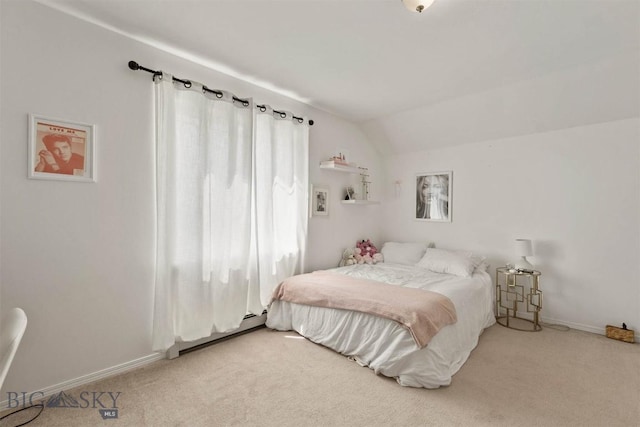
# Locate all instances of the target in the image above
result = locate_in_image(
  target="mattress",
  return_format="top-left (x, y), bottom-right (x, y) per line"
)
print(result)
top-left (266, 262), bottom-right (495, 388)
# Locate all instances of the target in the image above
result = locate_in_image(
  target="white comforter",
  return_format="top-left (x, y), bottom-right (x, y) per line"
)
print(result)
top-left (266, 263), bottom-right (495, 388)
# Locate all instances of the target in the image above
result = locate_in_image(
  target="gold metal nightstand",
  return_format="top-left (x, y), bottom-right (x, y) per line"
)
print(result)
top-left (495, 267), bottom-right (542, 331)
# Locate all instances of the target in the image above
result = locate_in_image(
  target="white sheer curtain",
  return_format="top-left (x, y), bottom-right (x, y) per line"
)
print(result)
top-left (153, 74), bottom-right (254, 351)
top-left (152, 74), bottom-right (309, 352)
top-left (248, 108), bottom-right (309, 312)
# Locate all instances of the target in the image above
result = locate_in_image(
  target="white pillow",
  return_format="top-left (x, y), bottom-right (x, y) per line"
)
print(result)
top-left (454, 250), bottom-right (488, 272)
top-left (381, 242), bottom-right (431, 265)
top-left (416, 248), bottom-right (476, 277)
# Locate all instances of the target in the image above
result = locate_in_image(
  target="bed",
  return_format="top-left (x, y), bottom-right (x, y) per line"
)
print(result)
top-left (266, 243), bottom-right (496, 388)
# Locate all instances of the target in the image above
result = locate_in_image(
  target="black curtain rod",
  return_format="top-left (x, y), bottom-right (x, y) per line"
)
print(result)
top-left (128, 61), bottom-right (314, 126)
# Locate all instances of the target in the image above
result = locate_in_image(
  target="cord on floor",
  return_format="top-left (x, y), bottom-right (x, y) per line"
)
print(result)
top-left (0, 402), bottom-right (44, 426)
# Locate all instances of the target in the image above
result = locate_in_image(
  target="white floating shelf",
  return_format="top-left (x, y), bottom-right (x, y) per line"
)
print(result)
top-left (341, 200), bottom-right (380, 205)
top-left (319, 160), bottom-right (360, 174)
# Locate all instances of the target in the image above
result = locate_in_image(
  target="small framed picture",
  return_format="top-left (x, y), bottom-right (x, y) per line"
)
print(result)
top-left (311, 185), bottom-right (329, 216)
top-left (345, 186), bottom-right (355, 201)
top-left (415, 171), bottom-right (452, 222)
top-left (28, 114), bottom-right (96, 182)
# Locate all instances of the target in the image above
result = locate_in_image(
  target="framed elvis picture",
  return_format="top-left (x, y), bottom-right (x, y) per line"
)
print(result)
top-left (28, 114), bottom-right (96, 182)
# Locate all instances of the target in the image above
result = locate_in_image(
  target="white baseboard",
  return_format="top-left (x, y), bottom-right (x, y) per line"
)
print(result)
top-left (540, 316), bottom-right (600, 334)
top-left (540, 315), bottom-right (639, 342)
top-left (498, 312), bottom-right (638, 342)
top-left (1, 314), bottom-right (269, 409)
top-left (0, 352), bottom-right (165, 410)
top-left (3, 312), bottom-right (633, 410)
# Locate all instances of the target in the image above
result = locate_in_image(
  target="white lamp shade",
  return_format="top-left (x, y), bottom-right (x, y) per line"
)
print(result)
top-left (402, 0), bottom-right (435, 13)
top-left (513, 239), bottom-right (534, 269)
top-left (515, 239), bottom-right (533, 257)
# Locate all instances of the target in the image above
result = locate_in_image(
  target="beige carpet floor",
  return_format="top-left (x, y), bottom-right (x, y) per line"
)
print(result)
top-left (4, 324), bottom-right (639, 427)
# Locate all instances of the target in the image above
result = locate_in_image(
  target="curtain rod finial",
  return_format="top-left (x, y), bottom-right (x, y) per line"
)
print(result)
top-left (128, 61), bottom-right (140, 71)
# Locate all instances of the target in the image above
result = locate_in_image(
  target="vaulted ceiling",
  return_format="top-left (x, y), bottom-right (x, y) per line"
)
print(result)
top-left (41, 0), bottom-right (640, 153)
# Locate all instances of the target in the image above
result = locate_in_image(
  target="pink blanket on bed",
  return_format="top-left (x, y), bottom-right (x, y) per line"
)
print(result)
top-left (271, 271), bottom-right (457, 348)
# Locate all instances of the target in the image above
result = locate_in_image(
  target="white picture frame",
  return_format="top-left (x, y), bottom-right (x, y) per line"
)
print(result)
top-left (311, 185), bottom-right (329, 217)
top-left (28, 114), bottom-right (96, 182)
top-left (415, 171), bottom-right (452, 222)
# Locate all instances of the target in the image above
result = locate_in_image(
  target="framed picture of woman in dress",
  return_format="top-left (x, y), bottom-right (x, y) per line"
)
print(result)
top-left (415, 171), bottom-right (452, 222)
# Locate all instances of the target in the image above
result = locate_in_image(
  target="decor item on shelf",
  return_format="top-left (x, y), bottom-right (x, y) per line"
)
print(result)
top-left (330, 153), bottom-right (349, 166)
top-left (359, 167), bottom-right (371, 201)
top-left (344, 186), bottom-right (356, 200)
top-left (402, 0), bottom-right (435, 13)
top-left (319, 159), bottom-right (379, 204)
top-left (513, 238), bottom-right (534, 269)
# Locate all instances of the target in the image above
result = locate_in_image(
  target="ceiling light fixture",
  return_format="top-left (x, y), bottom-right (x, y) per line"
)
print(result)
top-left (402, 0), bottom-right (435, 13)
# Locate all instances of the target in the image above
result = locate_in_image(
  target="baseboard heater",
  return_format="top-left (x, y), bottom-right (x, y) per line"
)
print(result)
top-left (166, 310), bottom-right (267, 359)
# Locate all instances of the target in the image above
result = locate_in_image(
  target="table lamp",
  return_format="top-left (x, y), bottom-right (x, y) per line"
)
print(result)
top-left (514, 239), bottom-right (533, 269)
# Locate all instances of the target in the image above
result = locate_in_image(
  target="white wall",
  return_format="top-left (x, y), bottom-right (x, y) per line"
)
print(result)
top-left (308, 124), bottom-right (383, 271)
top-left (3, 0), bottom-right (636, 399)
top-left (362, 49), bottom-right (639, 154)
top-left (382, 118), bottom-right (640, 335)
top-left (0, 1), bottom-right (382, 395)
